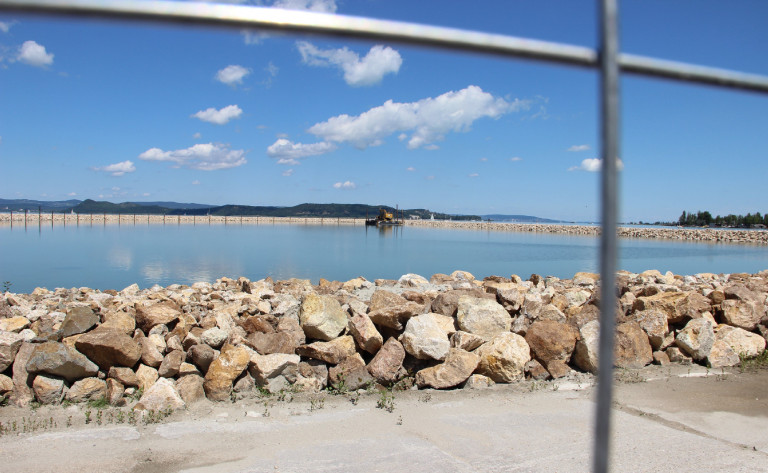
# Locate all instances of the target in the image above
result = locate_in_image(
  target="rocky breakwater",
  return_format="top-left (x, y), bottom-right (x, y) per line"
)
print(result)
top-left (0, 269), bottom-right (766, 412)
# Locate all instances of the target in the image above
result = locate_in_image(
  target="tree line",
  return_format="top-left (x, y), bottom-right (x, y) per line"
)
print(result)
top-left (678, 210), bottom-right (768, 228)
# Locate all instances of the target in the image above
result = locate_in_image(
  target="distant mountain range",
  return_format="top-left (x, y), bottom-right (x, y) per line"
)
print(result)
top-left (480, 214), bottom-right (571, 224)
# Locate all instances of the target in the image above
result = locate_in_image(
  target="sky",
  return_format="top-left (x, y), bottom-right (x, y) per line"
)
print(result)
top-left (0, 0), bottom-right (767, 223)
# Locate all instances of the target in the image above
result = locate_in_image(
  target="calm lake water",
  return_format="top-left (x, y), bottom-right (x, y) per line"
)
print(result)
top-left (2, 222), bottom-right (767, 293)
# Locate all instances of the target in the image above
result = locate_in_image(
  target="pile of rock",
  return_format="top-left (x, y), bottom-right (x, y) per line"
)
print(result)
top-left (1, 269), bottom-right (766, 411)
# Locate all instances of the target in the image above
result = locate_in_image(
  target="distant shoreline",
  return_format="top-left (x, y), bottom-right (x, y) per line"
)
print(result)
top-left (0, 213), bottom-right (766, 245)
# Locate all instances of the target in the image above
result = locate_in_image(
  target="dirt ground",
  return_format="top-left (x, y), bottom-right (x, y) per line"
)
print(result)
top-left (1, 364), bottom-right (766, 473)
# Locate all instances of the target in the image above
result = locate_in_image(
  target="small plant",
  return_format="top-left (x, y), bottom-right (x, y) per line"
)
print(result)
top-left (418, 393), bottom-right (432, 403)
top-left (327, 375), bottom-right (347, 395)
top-left (257, 386), bottom-right (273, 398)
top-left (376, 390), bottom-right (395, 413)
top-left (87, 397), bottom-right (109, 409)
top-left (739, 350), bottom-right (768, 373)
top-left (2, 281), bottom-right (12, 292)
top-left (84, 409), bottom-right (92, 424)
top-left (348, 391), bottom-right (361, 405)
top-left (66, 416), bottom-right (72, 427)
top-left (263, 401), bottom-right (271, 418)
top-left (309, 396), bottom-right (325, 412)
top-left (96, 409), bottom-right (103, 425)
top-left (396, 415), bottom-right (403, 425)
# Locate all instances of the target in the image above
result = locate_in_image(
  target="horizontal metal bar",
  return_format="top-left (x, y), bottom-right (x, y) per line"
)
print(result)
top-left (2, 0), bottom-right (768, 94)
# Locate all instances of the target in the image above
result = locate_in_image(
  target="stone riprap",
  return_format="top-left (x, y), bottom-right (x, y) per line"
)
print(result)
top-left (0, 268), bottom-right (766, 411)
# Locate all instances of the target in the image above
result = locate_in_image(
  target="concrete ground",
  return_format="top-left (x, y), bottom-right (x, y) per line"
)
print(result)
top-left (1, 364), bottom-right (766, 473)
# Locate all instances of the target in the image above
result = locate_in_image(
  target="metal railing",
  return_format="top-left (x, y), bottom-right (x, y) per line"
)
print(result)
top-left (2, 1), bottom-right (767, 471)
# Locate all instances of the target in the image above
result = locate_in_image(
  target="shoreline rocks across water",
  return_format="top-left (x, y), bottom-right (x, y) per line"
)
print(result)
top-left (1, 268), bottom-right (766, 413)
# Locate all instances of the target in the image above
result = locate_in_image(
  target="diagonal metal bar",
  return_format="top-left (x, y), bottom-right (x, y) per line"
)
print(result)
top-left (593, 0), bottom-right (620, 472)
top-left (2, 0), bottom-right (768, 94)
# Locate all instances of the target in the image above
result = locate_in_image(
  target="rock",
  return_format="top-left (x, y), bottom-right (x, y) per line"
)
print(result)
top-left (0, 330), bottom-right (24, 372)
top-left (241, 315), bottom-right (276, 334)
top-left (100, 311), bottom-right (136, 334)
top-left (294, 360), bottom-right (328, 392)
top-left (537, 304), bottom-right (567, 323)
top-left (525, 359), bottom-right (549, 380)
top-left (201, 327), bottom-right (228, 349)
top-left (368, 290), bottom-right (424, 331)
top-left (106, 378), bottom-right (125, 406)
top-left (455, 296), bottom-right (512, 339)
top-left (175, 374), bottom-right (206, 404)
top-left (10, 342), bottom-right (35, 406)
top-left (707, 339), bottom-right (740, 368)
top-left (367, 337), bottom-right (406, 385)
top-left (135, 300), bottom-right (181, 332)
top-left (721, 299), bottom-right (765, 331)
top-left (474, 332), bottom-right (531, 383)
top-left (431, 289), bottom-right (492, 317)
top-left (401, 313), bottom-right (451, 361)
top-left (108, 366), bottom-right (139, 387)
top-left (0, 316), bottom-right (30, 333)
top-left (398, 273), bottom-right (430, 287)
top-left (296, 335), bottom-right (356, 365)
top-left (524, 320), bottom-right (579, 366)
top-left (615, 322), bottom-right (653, 369)
top-left (652, 351), bottom-right (670, 365)
top-left (328, 354), bottom-right (374, 391)
top-left (298, 293), bottom-right (348, 341)
top-left (463, 373), bottom-right (494, 389)
top-left (75, 329), bottom-right (142, 371)
top-left (715, 325), bottom-right (766, 359)
top-left (573, 272), bottom-right (600, 287)
top-left (632, 292), bottom-right (710, 325)
top-left (134, 377), bottom-right (185, 412)
top-left (665, 346), bottom-right (692, 364)
top-left (136, 364), bottom-right (159, 391)
top-left (0, 373), bottom-right (14, 394)
top-left (158, 350), bottom-right (185, 378)
top-left (633, 309), bottom-right (669, 350)
top-left (545, 359), bottom-right (571, 379)
top-left (675, 318), bottom-right (714, 361)
top-left (188, 344), bottom-right (217, 374)
top-left (348, 313), bottom-right (383, 354)
top-left (203, 343), bottom-right (250, 401)
top-left (415, 348), bottom-right (480, 389)
top-left (65, 377), bottom-right (106, 403)
top-left (496, 287), bottom-right (526, 313)
top-left (244, 331), bottom-right (298, 356)
top-left (450, 331), bottom-right (486, 352)
top-left (32, 374), bottom-right (65, 404)
top-left (59, 306), bottom-right (99, 338)
top-left (25, 341), bottom-right (99, 382)
top-left (572, 321), bottom-right (600, 373)
top-left (177, 362), bottom-right (201, 377)
top-left (248, 353), bottom-right (300, 393)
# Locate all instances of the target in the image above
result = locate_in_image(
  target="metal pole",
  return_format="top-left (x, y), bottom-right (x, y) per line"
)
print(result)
top-left (593, 0), bottom-right (620, 472)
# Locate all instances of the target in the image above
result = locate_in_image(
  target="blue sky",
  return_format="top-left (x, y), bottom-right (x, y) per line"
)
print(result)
top-left (0, 0), bottom-right (766, 222)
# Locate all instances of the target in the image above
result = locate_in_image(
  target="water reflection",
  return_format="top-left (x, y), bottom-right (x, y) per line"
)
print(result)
top-left (108, 247), bottom-right (133, 271)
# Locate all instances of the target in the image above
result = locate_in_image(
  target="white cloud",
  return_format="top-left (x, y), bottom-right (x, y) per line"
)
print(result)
top-left (265, 62), bottom-right (279, 77)
top-left (216, 65), bottom-right (251, 86)
top-left (406, 166), bottom-right (415, 172)
top-left (468, 173), bottom-right (479, 178)
top-left (479, 157), bottom-right (488, 162)
top-left (282, 169), bottom-right (294, 177)
top-left (192, 180), bottom-right (200, 185)
top-left (509, 156), bottom-right (523, 162)
top-left (569, 157), bottom-right (624, 172)
top-left (139, 143), bottom-right (247, 171)
top-left (17, 40), bottom-right (54, 67)
top-left (193, 132), bottom-right (202, 139)
top-left (192, 105), bottom-right (243, 125)
top-left (333, 180), bottom-right (356, 190)
top-left (94, 160), bottom-right (136, 177)
top-left (0, 21), bottom-right (14, 33)
top-left (568, 144), bottom-right (590, 152)
top-left (308, 85), bottom-right (525, 150)
top-left (142, 192), bottom-right (150, 197)
top-left (67, 192), bottom-right (77, 197)
top-left (266, 138), bottom-right (337, 162)
top-left (298, 41), bottom-right (402, 86)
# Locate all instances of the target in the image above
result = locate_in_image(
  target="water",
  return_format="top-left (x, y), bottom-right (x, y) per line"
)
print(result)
top-left (2, 222), bottom-right (767, 293)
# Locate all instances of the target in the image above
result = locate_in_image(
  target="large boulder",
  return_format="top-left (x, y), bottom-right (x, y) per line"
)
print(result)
top-left (328, 354), bottom-right (374, 391)
top-left (10, 342), bottom-right (36, 406)
top-left (675, 318), bottom-right (714, 361)
top-left (248, 353), bottom-right (300, 393)
top-left (32, 374), bottom-right (66, 404)
top-left (721, 299), bottom-right (765, 331)
top-left (244, 331), bottom-right (298, 355)
top-left (572, 320), bottom-right (600, 373)
top-left (108, 366), bottom-right (139, 388)
top-left (348, 313), bottom-right (383, 355)
top-left (299, 293), bottom-right (348, 341)
top-left (59, 306), bottom-right (99, 338)
top-left (524, 320), bottom-right (579, 366)
top-left (0, 316), bottom-right (30, 333)
top-left (614, 321), bottom-right (653, 369)
top-left (65, 377), bottom-right (107, 403)
top-left (707, 339), bottom-right (740, 368)
top-left (456, 296), bottom-right (512, 339)
top-left (134, 377), bottom-right (185, 412)
top-left (415, 348), bottom-right (479, 389)
top-left (715, 325), bottom-right (766, 359)
top-left (400, 313), bottom-right (451, 361)
top-left (296, 336), bottom-right (356, 365)
top-left (431, 289), bottom-right (493, 317)
top-left (75, 329), bottom-right (142, 371)
top-left (450, 331), bottom-right (486, 352)
top-left (158, 350), bottom-right (185, 378)
top-left (367, 290), bottom-right (424, 331)
top-left (135, 300), bottom-right (182, 332)
top-left (25, 341), bottom-right (99, 382)
top-left (633, 309), bottom-right (669, 350)
top-left (474, 332), bottom-right (531, 383)
top-left (203, 344), bottom-right (250, 401)
top-left (175, 374), bottom-right (206, 404)
top-left (367, 337), bottom-right (406, 385)
top-left (188, 344), bottom-right (217, 374)
top-left (136, 364), bottom-right (159, 391)
top-left (0, 330), bottom-right (24, 372)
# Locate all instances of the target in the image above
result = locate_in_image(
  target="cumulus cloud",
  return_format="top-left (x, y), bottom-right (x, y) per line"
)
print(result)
top-left (216, 65), bottom-right (251, 86)
top-left (568, 144), bottom-right (590, 152)
top-left (569, 158), bottom-right (623, 172)
top-left (468, 173), bottom-right (479, 178)
top-left (94, 160), bottom-right (136, 177)
top-left (282, 169), bottom-right (294, 177)
top-left (308, 85), bottom-right (525, 150)
top-left (0, 21), bottom-right (14, 33)
top-left (17, 40), bottom-right (54, 67)
top-left (192, 105), bottom-right (243, 125)
top-left (333, 181), bottom-right (356, 190)
top-left (509, 156), bottom-right (523, 162)
top-left (297, 41), bottom-right (402, 86)
top-left (138, 143), bottom-right (247, 171)
top-left (266, 138), bottom-right (337, 162)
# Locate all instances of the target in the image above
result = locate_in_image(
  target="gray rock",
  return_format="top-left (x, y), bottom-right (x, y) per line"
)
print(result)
top-left (367, 337), bottom-right (406, 385)
top-left (201, 327), bottom-right (228, 349)
top-left (32, 374), bottom-right (65, 404)
top-left (675, 318), bottom-right (714, 361)
top-left (248, 353), bottom-right (300, 393)
top-left (75, 329), bottom-right (142, 371)
top-left (25, 341), bottom-right (99, 382)
top-left (59, 306), bottom-right (99, 338)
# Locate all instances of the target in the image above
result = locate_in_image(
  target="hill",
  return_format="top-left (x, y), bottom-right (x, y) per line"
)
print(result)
top-left (481, 214), bottom-right (568, 224)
